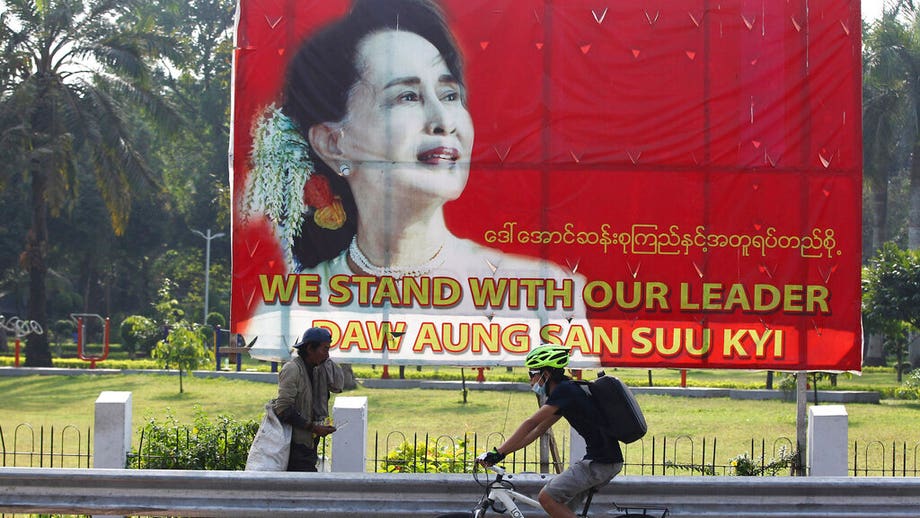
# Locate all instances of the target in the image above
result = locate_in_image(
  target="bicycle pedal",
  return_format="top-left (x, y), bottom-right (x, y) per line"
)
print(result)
top-left (614, 506), bottom-right (669, 518)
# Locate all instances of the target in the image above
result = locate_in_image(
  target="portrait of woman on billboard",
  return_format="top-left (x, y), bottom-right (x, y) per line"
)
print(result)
top-left (239, 0), bottom-right (587, 361)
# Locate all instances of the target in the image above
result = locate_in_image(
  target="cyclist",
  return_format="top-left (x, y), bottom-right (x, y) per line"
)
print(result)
top-left (478, 345), bottom-right (624, 518)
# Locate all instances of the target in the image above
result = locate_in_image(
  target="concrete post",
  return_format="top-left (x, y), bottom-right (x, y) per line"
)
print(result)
top-left (807, 404), bottom-right (848, 476)
top-left (93, 391), bottom-right (132, 469)
top-left (331, 396), bottom-right (368, 472)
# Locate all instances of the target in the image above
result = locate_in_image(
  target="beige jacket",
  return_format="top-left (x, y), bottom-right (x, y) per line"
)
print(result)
top-left (272, 357), bottom-right (344, 446)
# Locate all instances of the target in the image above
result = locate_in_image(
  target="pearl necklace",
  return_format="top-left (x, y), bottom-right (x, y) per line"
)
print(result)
top-left (348, 236), bottom-right (446, 279)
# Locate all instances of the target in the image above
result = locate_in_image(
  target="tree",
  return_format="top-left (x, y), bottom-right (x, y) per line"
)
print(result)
top-left (152, 322), bottom-right (211, 393)
top-left (862, 4), bottom-right (918, 366)
top-left (0, 0), bottom-right (178, 366)
top-left (151, 279), bottom-right (212, 393)
top-left (863, 8), bottom-right (914, 256)
top-left (862, 242), bottom-right (920, 376)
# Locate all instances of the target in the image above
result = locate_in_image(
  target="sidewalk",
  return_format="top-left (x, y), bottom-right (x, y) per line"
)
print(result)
top-left (360, 378), bottom-right (881, 403)
top-left (0, 366), bottom-right (881, 403)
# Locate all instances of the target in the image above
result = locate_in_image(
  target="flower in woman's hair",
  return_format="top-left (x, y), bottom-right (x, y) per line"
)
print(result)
top-left (304, 174), bottom-right (345, 230)
top-left (304, 173), bottom-right (334, 208)
top-left (314, 197), bottom-right (346, 230)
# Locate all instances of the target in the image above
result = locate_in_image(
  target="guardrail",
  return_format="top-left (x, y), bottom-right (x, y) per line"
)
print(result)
top-left (0, 468), bottom-right (918, 517)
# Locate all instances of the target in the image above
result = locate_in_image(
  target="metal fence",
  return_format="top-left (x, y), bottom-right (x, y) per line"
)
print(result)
top-left (853, 440), bottom-right (920, 476)
top-left (3, 422), bottom-right (919, 477)
top-left (0, 424), bottom-right (91, 469)
top-left (369, 431), bottom-right (800, 476)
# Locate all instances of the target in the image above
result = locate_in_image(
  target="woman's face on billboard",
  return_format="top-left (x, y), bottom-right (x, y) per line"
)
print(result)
top-left (339, 30), bottom-right (474, 203)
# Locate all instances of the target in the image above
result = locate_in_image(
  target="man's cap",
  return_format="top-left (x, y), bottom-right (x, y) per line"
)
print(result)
top-left (294, 327), bottom-right (332, 348)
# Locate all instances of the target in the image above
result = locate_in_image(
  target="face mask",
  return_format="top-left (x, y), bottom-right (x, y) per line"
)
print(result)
top-left (531, 374), bottom-right (547, 398)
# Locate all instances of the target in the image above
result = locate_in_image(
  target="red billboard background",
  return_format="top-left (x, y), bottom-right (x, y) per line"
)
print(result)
top-left (231, 0), bottom-right (862, 370)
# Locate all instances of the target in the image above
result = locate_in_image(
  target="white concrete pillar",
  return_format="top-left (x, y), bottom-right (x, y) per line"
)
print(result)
top-left (807, 404), bottom-right (848, 476)
top-left (93, 391), bottom-right (132, 469)
top-left (570, 427), bottom-right (586, 463)
top-left (331, 396), bottom-right (368, 472)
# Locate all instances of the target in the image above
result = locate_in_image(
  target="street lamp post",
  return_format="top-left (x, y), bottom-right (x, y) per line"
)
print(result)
top-left (191, 228), bottom-right (226, 325)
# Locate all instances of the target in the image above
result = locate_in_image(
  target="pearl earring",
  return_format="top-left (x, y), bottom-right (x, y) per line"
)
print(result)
top-left (339, 163), bottom-right (351, 177)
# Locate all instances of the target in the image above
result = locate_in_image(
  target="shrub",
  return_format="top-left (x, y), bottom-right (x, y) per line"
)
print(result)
top-left (380, 438), bottom-right (476, 473)
top-left (120, 315), bottom-right (159, 358)
top-left (206, 312), bottom-right (226, 329)
top-left (51, 319), bottom-right (76, 341)
top-left (729, 446), bottom-right (796, 476)
top-left (894, 369), bottom-right (920, 400)
top-left (132, 407), bottom-right (259, 470)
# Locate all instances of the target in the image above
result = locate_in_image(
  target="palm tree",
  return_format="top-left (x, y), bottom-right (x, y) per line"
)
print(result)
top-left (0, 0), bottom-right (177, 366)
top-left (862, 1), bottom-right (920, 369)
top-left (863, 10), bottom-right (913, 257)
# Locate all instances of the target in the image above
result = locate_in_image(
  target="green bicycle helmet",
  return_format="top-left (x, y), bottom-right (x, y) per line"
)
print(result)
top-left (525, 345), bottom-right (570, 369)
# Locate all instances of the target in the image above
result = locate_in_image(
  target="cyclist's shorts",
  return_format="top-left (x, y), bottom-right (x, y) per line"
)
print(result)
top-left (543, 459), bottom-right (623, 510)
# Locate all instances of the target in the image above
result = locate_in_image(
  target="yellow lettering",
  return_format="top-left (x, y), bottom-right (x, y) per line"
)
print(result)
top-left (502, 324), bottom-right (531, 353)
top-left (686, 329), bottom-right (711, 357)
top-left (783, 285), bottom-right (804, 312)
top-left (702, 283), bottom-right (722, 310)
top-left (327, 275), bottom-right (352, 305)
top-left (631, 327), bottom-right (654, 356)
top-left (259, 274), bottom-right (296, 303)
top-left (434, 277), bottom-right (463, 307)
top-left (680, 283), bottom-right (700, 310)
top-left (593, 326), bottom-right (620, 355)
top-left (723, 284), bottom-right (751, 311)
top-left (806, 285), bottom-right (829, 314)
top-left (413, 323), bottom-right (443, 353)
top-left (583, 280), bottom-right (613, 310)
top-left (723, 329), bottom-right (748, 358)
top-left (753, 284), bottom-right (780, 312)
top-left (647, 282), bottom-right (670, 310)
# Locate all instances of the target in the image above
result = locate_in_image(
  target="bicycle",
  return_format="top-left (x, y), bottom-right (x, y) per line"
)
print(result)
top-left (435, 465), bottom-right (669, 518)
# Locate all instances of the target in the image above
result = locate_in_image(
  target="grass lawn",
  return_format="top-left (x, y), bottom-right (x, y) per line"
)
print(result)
top-left (0, 372), bottom-right (917, 474)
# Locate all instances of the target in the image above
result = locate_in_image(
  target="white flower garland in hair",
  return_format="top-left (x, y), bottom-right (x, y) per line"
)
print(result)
top-left (242, 103), bottom-right (314, 265)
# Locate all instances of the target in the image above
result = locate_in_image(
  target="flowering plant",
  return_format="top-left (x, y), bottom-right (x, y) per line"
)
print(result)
top-left (729, 446), bottom-right (797, 476)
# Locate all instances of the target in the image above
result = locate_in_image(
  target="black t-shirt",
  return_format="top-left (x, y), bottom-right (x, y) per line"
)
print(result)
top-left (545, 379), bottom-right (624, 464)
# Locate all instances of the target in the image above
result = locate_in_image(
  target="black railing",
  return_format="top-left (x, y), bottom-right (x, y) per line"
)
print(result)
top-left (369, 432), bottom-right (799, 476)
top-left (0, 424), bottom-right (91, 468)
top-left (3, 422), bottom-right (919, 477)
top-left (853, 440), bottom-right (920, 476)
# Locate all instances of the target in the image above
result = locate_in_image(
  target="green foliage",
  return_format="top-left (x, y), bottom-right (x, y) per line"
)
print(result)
top-left (206, 312), bottom-right (226, 329)
top-left (862, 243), bottom-right (920, 378)
top-left (0, 0), bottom-right (183, 367)
top-left (151, 280), bottom-right (213, 392)
top-left (152, 323), bottom-right (212, 393)
top-left (120, 315), bottom-right (160, 358)
top-left (133, 407), bottom-right (258, 470)
top-left (47, 319), bottom-right (76, 351)
top-left (51, 319), bottom-right (76, 338)
top-left (380, 438), bottom-right (476, 473)
top-left (894, 369), bottom-right (920, 399)
top-left (728, 446), bottom-right (797, 476)
top-left (863, 243), bottom-right (920, 332)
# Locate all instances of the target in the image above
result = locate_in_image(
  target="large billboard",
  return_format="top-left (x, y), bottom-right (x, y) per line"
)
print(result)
top-left (230, 0), bottom-right (862, 370)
